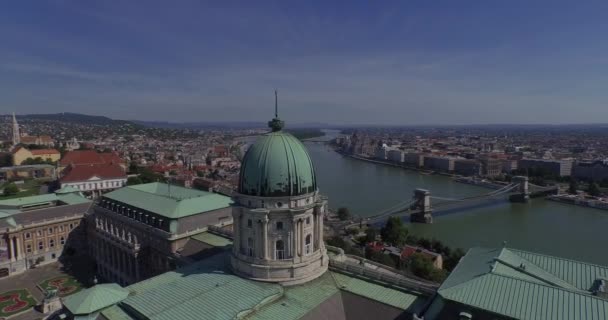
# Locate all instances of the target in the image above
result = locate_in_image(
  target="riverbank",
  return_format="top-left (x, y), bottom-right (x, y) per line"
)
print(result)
top-left (547, 194), bottom-right (608, 211)
top-left (336, 151), bottom-right (437, 175)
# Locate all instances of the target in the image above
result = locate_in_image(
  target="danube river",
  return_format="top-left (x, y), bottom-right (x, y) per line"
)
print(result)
top-left (304, 131), bottom-right (608, 265)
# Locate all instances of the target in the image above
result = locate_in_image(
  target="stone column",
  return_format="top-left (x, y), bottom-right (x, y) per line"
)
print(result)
top-left (262, 217), bottom-right (269, 260)
top-left (318, 206), bottom-right (324, 246)
top-left (313, 211), bottom-right (319, 250)
top-left (9, 237), bottom-right (15, 262)
top-left (300, 219), bottom-right (305, 256)
top-left (233, 214), bottom-right (240, 255)
top-left (15, 237), bottom-right (21, 259)
top-left (134, 254), bottom-right (140, 281)
top-left (293, 220), bottom-right (298, 257)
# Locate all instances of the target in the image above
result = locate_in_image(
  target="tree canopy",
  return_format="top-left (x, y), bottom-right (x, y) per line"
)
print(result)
top-left (337, 207), bottom-right (351, 221)
top-left (380, 217), bottom-right (408, 246)
top-left (2, 183), bottom-right (19, 196)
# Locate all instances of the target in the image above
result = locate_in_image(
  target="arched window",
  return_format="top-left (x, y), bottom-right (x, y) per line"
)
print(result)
top-left (38, 241), bottom-right (44, 250)
top-left (275, 240), bottom-right (285, 260)
top-left (276, 221), bottom-right (283, 230)
top-left (247, 238), bottom-right (254, 257)
top-left (305, 234), bottom-right (312, 255)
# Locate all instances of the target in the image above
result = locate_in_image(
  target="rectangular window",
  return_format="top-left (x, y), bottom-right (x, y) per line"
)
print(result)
top-left (247, 219), bottom-right (253, 228)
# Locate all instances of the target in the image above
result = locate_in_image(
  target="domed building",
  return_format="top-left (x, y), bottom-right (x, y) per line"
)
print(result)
top-left (230, 98), bottom-right (329, 285)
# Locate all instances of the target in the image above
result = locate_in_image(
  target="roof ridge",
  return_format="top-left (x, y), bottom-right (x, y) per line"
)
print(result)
top-left (510, 248), bottom-right (608, 269)
top-left (487, 272), bottom-right (601, 298)
top-left (493, 256), bottom-right (578, 290)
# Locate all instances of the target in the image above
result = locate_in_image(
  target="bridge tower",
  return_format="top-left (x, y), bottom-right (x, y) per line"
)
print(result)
top-left (509, 176), bottom-right (530, 203)
top-left (411, 189), bottom-right (433, 224)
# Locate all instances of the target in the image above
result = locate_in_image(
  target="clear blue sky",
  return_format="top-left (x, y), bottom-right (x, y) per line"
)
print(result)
top-left (1, 1), bottom-right (607, 124)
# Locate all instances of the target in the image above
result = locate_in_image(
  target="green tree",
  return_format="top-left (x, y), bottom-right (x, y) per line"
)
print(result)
top-left (128, 162), bottom-right (139, 174)
top-left (2, 183), bottom-right (19, 196)
top-left (366, 249), bottom-right (396, 268)
top-left (127, 176), bottom-right (143, 186)
top-left (444, 248), bottom-right (466, 271)
top-left (364, 227), bottom-right (378, 243)
top-left (568, 178), bottom-right (578, 194)
top-left (380, 217), bottom-right (408, 246)
top-left (588, 182), bottom-right (601, 197)
top-left (337, 207), bottom-right (351, 221)
top-left (407, 253), bottom-right (447, 282)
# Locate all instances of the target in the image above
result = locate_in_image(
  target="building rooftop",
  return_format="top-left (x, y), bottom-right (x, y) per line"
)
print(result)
top-left (63, 283), bottom-right (129, 316)
top-left (102, 182), bottom-right (233, 219)
top-left (426, 247), bottom-right (608, 320)
top-left (100, 251), bottom-right (426, 320)
top-left (59, 150), bottom-right (123, 166)
top-left (0, 192), bottom-right (90, 210)
top-left (60, 163), bottom-right (126, 183)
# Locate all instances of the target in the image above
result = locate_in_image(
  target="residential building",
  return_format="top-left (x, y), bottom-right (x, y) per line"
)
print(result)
top-left (453, 159), bottom-right (481, 176)
top-left (89, 182), bottom-right (233, 285)
top-left (502, 159), bottom-right (518, 173)
top-left (375, 144), bottom-right (389, 160)
top-left (423, 246), bottom-right (608, 319)
top-left (519, 158), bottom-right (573, 177)
top-left (404, 152), bottom-right (424, 167)
top-left (11, 147), bottom-right (61, 165)
top-left (59, 164), bottom-right (127, 198)
top-left (387, 149), bottom-right (405, 163)
top-left (0, 164), bottom-right (56, 181)
top-left (572, 160), bottom-right (608, 182)
top-left (424, 156), bottom-right (456, 172)
top-left (0, 188), bottom-right (91, 278)
top-left (479, 157), bottom-right (503, 177)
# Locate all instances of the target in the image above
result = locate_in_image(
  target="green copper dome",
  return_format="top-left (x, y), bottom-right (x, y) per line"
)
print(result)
top-left (239, 131), bottom-right (317, 197)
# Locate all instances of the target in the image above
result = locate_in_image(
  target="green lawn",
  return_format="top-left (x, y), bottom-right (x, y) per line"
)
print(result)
top-left (0, 289), bottom-right (37, 318)
top-left (38, 275), bottom-right (83, 297)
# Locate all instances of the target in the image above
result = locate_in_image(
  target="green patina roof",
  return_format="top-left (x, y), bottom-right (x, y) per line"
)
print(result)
top-left (102, 182), bottom-right (233, 219)
top-left (191, 232), bottom-right (233, 248)
top-left (0, 192), bottom-right (90, 208)
top-left (100, 251), bottom-right (425, 320)
top-left (331, 272), bottom-right (426, 310)
top-left (239, 131), bottom-right (316, 197)
top-left (434, 247), bottom-right (608, 320)
top-left (0, 193), bottom-right (59, 208)
top-left (55, 186), bottom-right (82, 194)
top-left (120, 253), bottom-right (283, 320)
top-left (63, 283), bottom-right (129, 315)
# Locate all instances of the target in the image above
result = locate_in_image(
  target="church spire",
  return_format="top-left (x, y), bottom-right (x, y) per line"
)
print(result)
top-left (268, 90), bottom-right (285, 132)
top-left (12, 112), bottom-right (20, 146)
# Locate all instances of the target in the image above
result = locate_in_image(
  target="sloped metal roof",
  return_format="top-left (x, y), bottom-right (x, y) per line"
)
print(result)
top-left (102, 182), bottom-right (233, 219)
top-left (63, 283), bottom-right (129, 315)
top-left (435, 247), bottom-right (608, 320)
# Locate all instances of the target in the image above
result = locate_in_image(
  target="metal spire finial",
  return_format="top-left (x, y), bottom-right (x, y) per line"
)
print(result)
top-left (268, 90), bottom-right (285, 132)
top-left (275, 89), bottom-right (278, 118)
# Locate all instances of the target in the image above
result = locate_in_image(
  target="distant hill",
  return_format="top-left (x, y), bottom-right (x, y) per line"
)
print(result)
top-left (134, 120), bottom-right (331, 129)
top-left (15, 112), bottom-right (138, 126)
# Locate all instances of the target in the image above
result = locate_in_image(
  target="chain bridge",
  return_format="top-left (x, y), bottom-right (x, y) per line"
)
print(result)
top-left (359, 176), bottom-right (558, 225)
